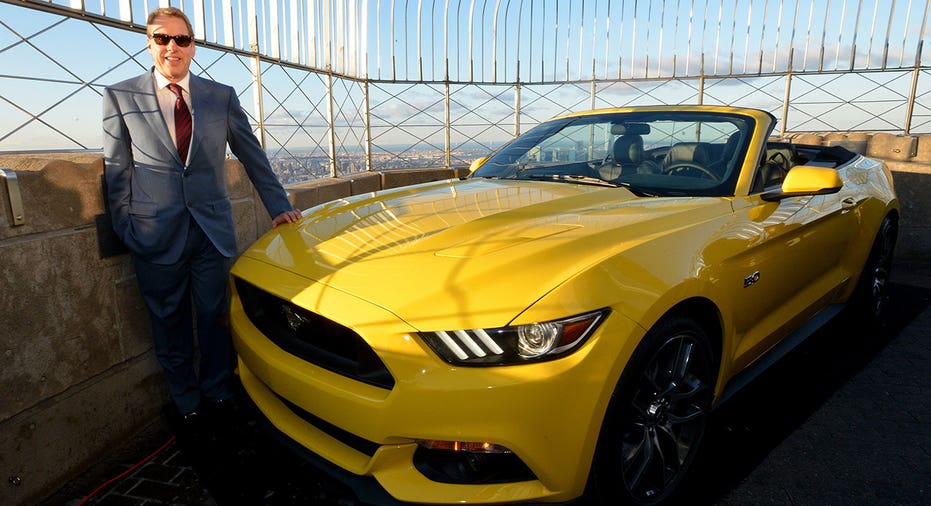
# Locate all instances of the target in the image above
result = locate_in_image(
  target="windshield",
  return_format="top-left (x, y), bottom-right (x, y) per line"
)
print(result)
top-left (472, 111), bottom-right (755, 197)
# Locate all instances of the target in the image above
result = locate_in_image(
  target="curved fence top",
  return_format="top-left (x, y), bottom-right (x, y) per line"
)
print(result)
top-left (12, 0), bottom-right (930, 83)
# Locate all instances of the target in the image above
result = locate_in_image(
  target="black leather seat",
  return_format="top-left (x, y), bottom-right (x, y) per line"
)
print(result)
top-left (662, 142), bottom-right (712, 169)
top-left (599, 134), bottom-right (658, 180)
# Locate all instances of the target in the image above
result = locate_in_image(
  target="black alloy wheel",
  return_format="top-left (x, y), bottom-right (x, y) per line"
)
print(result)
top-left (853, 215), bottom-right (897, 323)
top-left (592, 316), bottom-right (715, 505)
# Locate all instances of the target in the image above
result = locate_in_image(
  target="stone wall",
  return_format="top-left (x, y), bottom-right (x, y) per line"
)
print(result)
top-left (0, 154), bottom-right (465, 506)
top-left (0, 135), bottom-right (928, 504)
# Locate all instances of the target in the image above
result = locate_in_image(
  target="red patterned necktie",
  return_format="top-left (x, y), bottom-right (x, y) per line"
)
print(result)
top-left (168, 83), bottom-right (191, 163)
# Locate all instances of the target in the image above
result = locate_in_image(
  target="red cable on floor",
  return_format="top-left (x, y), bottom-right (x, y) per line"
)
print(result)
top-left (77, 435), bottom-right (176, 506)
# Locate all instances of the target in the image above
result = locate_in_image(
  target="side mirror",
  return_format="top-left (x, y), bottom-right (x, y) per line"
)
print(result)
top-left (466, 156), bottom-right (489, 177)
top-left (762, 166), bottom-right (843, 202)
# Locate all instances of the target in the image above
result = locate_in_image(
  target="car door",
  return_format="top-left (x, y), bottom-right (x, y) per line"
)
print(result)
top-left (719, 167), bottom-right (860, 371)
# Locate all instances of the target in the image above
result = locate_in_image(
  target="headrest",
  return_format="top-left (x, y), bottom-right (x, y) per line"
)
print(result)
top-left (613, 135), bottom-right (643, 163)
top-left (665, 142), bottom-right (711, 164)
top-left (722, 133), bottom-right (741, 159)
top-left (611, 123), bottom-right (651, 135)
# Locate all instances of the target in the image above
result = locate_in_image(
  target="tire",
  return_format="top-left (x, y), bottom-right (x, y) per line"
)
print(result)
top-left (851, 216), bottom-right (896, 324)
top-left (590, 316), bottom-right (715, 505)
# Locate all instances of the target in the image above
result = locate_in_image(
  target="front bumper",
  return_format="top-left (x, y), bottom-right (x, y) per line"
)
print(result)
top-left (230, 258), bottom-right (642, 504)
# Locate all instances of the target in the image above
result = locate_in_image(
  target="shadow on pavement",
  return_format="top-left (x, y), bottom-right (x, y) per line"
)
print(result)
top-left (679, 281), bottom-right (931, 505)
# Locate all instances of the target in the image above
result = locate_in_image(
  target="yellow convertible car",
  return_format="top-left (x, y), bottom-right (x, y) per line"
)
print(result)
top-left (230, 106), bottom-right (898, 505)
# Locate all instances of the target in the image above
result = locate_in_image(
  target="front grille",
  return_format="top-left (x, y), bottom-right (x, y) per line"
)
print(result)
top-left (235, 278), bottom-right (395, 390)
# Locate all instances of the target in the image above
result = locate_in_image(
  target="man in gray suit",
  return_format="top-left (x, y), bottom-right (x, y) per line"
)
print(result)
top-left (103, 7), bottom-right (301, 425)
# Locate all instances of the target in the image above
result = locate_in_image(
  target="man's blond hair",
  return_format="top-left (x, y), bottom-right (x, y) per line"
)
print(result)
top-left (146, 7), bottom-right (194, 37)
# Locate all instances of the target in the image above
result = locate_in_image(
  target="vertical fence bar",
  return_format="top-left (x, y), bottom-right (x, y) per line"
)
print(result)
top-left (118, 0), bottom-right (131, 22)
top-left (743, 1), bottom-right (752, 74)
top-left (904, 42), bottom-right (923, 134)
top-left (782, 50), bottom-right (794, 137)
top-left (364, 77), bottom-right (373, 170)
top-left (247, 0), bottom-right (265, 149)
top-left (836, 0), bottom-right (849, 70)
top-left (803, 1), bottom-right (814, 69)
top-left (443, 0), bottom-right (450, 83)
top-left (468, 0), bottom-right (476, 82)
top-left (336, 0), bottom-right (345, 74)
top-left (514, 81), bottom-right (521, 138)
top-left (308, 0), bottom-right (318, 67)
top-left (288, 0), bottom-right (299, 63)
top-left (445, 80), bottom-right (452, 168)
top-left (326, 73), bottom-right (337, 177)
top-left (324, 0), bottom-right (332, 70)
top-left (351, 0), bottom-right (359, 76)
top-left (712, 0), bottom-right (724, 75)
top-left (727, 0), bottom-right (736, 74)
top-left (252, 56), bottom-right (266, 149)
top-left (193, 0), bottom-right (206, 41)
top-left (269, 0), bottom-right (280, 59)
top-left (818, 0), bottom-right (829, 71)
top-left (882, 0), bottom-right (898, 70)
top-left (900, 0), bottom-right (916, 68)
top-left (644, 1), bottom-right (651, 78)
top-left (590, 73), bottom-right (596, 109)
top-left (698, 54), bottom-right (705, 104)
top-left (492, 0), bottom-right (501, 82)
top-left (222, 0), bottom-right (234, 46)
top-left (418, 0), bottom-right (424, 80)
top-left (772, 0), bottom-right (784, 72)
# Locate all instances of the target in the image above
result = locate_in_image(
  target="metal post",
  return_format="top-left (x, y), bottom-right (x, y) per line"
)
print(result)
top-left (445, 80), bottom-right (452, 169)
top-left (590, 63), bottom-right (596, 110)
top-left (514, 81), bottom-right (521, 139)
top-left (364, 77), bottom-right (373, 172)
top-left (698, 74), bottom-right (704, 105)
top-left (697, 54), bottom-right (705, 105)
top-left (781, 50), bottom-right (794, 138)
top-left (252, 55), bottom-right (266, 149)
top-left (326, 73), bottom-right (337, 177)
top-left (443, 52), bottom-right (452, 169)
top-left (904, 41), bottom-right (923, 135)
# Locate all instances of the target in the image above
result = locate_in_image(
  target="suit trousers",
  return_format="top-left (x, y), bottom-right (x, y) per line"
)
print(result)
top-left (133, 215), bottom-right (235, 414)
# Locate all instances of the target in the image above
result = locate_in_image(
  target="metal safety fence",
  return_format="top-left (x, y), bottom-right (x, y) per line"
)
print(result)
top-left (1, 0), bottom-right (929, 183)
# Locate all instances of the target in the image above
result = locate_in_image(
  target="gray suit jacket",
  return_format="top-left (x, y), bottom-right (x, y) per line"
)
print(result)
top-left (103, 70), bottom-right (291, 264)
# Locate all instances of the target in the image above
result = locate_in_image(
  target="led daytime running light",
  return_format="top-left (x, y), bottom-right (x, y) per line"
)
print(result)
top-left (420, 309), bottom-right (609, 366)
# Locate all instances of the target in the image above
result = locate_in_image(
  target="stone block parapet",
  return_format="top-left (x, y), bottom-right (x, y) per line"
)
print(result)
top-left (777, 131), bottom-right (930, 163)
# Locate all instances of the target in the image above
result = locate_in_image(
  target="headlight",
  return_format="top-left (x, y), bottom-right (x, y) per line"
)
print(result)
top-left (419, 309), bottom-right (609, 365)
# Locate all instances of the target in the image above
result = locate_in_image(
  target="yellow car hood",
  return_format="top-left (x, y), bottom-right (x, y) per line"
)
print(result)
top-left (241, 178), bottom-right (725, 329)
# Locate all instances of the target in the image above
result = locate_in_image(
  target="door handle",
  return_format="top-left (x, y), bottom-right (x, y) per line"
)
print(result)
top-left (841, 197), bottom-right (857, 210)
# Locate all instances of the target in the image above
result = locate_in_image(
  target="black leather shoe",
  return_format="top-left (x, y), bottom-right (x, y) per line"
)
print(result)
top-left (181, 409), bottom-right (201, 426)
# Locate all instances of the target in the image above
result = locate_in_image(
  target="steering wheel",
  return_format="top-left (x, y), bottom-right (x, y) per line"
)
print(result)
top-left (663, 162), bottom-right (720, 181)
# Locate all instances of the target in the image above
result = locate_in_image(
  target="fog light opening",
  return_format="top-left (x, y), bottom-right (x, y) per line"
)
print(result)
top-left (413, 440), bottom-right (537, 484)
top-left (417, 439), bottom-right (513, 454)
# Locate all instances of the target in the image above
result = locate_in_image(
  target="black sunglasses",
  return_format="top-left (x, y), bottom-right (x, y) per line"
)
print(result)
top-left (149, 33), bottom-right (193, 47)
